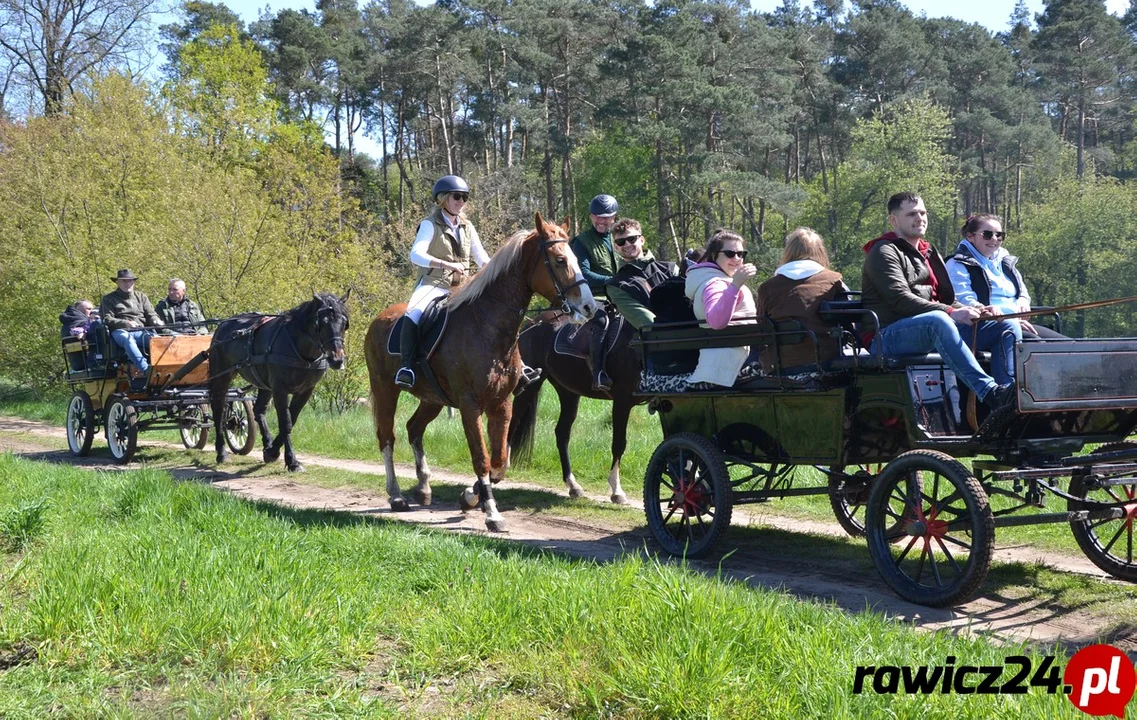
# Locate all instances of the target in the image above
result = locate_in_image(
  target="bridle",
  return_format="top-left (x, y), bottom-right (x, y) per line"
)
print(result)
top-left (298, 303), bottom-right (348, 362)
top-left (535, 235), bottom-right (588, 315)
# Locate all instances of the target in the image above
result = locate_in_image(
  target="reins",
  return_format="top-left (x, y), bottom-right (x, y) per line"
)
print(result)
top-left (969, 294), bottom-right (1137, 348)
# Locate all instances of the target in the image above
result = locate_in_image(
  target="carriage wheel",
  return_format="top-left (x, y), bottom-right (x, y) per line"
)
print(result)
top-left (224, 399), bottom-right (257, 455)
top-left (104, 398), bottom-right (138, 464)
top-left (827, 464), bottom-right (881, 538)
top-left (866, 450), bottom-right (993, 607)
top-left (66, 390), bottom-right (95, 457)
top-left (1068, 442), bottom-right (1137, 582)
top-left (179, 403), bottom-right (210, 450)
top-left (643, 432), bottom-right (733, 559)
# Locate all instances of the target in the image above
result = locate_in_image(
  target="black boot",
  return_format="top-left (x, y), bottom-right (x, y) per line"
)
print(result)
top-left (589, 310), bottom-right (612, 392)
top-left (394, 319), bottom-right (419, 389)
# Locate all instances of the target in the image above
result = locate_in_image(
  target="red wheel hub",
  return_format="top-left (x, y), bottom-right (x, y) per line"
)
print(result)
top-left (904, 502), bottom-right (948, 548)
top-left (671, 473), bottom-right (709, 518)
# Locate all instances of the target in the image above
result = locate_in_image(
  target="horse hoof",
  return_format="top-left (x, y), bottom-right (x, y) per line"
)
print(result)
top-left (390, 497), bottom-right (409, 512)
top-left (458, 487), bottom-right (479, 512)
top-left (568, 485), bottom-right (586, 499)
top-left (263, 447), bottom-right (281, 463)
top-left (216, 453), bottom-right (229, 465)
top-left (413, 489), bottom-right (432, 506)
top-left (287, 463), bottom-right (306, 473)
top-left (611, 493), bottom-right (630, 505)
top-left (485, 517), bottom-right (507, 533)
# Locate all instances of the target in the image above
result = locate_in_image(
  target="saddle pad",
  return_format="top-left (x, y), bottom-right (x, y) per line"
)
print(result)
top-left (386, 296), bottom-right (449, 359)
top-left (553, 314), bottom-right (625, 360)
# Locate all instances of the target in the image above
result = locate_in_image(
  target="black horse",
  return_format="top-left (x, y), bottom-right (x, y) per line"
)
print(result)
top-left (508, 310), bottom-right (642, 504)
top-left (209, 291), bottom-right (350, 472)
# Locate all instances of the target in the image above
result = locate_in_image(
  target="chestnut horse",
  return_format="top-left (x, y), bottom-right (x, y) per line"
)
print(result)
top-left (364, 213), bottom-right (597, 532)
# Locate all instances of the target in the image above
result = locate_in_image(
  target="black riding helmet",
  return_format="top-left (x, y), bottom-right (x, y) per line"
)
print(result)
top-left (589, 194), bottom-right (619, 217)
top-left (432, 175), bottom-right (470, 200)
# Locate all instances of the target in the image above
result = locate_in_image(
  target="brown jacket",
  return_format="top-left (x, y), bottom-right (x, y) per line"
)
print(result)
top-left (861, 233), bottom-right (960, 329)
top-left (756, 268), bottom-right (845, 372)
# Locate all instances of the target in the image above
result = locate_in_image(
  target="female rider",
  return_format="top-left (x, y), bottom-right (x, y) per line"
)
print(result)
top-left (945, 214), bottom-right (1065, 340)
top-left (684, 229), bottom-right (758, 387)
top-left (395, 175), bottom-right (490, 388)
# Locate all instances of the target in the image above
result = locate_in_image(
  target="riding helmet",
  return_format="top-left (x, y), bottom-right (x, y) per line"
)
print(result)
top-left (432, 175), bottom-right (470, 200)
top-left (589, 194), bottom-right (619, 217)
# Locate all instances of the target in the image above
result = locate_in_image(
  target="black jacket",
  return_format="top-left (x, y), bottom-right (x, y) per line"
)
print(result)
top-left (59, 307), bottom-right (88, 339)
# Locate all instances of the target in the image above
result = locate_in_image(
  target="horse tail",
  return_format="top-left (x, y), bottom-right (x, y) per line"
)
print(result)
top-left (508, 374), bottom-right (544, 467)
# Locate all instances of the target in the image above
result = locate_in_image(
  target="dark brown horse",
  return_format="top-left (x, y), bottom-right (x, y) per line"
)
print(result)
top-left (508, 311), bottom-right (642, 504)
top-left (364, 213), bottom-right (597, 532)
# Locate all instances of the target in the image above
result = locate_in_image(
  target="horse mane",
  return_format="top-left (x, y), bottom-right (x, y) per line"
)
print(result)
top-left (448, 229), bottom-right (532, 311)
top-left (281, 292), bottom-right (342, 324)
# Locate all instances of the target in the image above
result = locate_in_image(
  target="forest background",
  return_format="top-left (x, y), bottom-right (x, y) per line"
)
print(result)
top-left (2, 0), bottom-right (1136, 405)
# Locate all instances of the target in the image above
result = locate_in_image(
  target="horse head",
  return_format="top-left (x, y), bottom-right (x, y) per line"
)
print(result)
top-left (528, 212), bottom-right (596, 323)
top-left (308, 290), bottom-right (350, 369)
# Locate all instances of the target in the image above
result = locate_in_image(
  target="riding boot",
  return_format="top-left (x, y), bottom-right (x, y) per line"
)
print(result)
top-left (395, 319), bottom-right (419, 389)
top-left (590, 310), bottom-right (612, 392)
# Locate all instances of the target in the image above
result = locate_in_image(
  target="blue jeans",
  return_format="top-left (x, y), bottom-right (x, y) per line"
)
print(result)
top-left (111, 329), bottom-right (152, 372)
top-left (872, 312), bottom-right (1020, 400)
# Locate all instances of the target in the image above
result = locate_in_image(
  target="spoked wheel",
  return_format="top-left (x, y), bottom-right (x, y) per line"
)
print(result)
top-left (179, 404), bottom-right (210, 450)
top-left (224, 399), bottom-right (257, 455)
top-left (827, 464), bottom-right (882, 538)
top-left (104, 397), bottom-right (138, 464)
top-left (1068, 442), bottom-right (1137, 581)
top-left (866, 450), bottom-right (994, 607)
top-left (643, 432), bottom-right (733, 559)
top-left (66, 390), bottom-right (96, 456)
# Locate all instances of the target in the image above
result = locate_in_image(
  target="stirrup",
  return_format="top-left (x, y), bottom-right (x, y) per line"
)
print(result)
top-left (592, 371), bottom-right (612, 392)
top-left (513, 365), bottom-right (543, 396)
top-left (394, 367), bottom-right (416, 389)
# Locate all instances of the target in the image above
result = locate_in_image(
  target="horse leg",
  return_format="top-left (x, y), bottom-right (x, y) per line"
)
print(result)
top-left (254, 390), bottom-right (278, 463)
top-left (211, 374), bottom-right (233, 465)
top-left (280, 387), bottom-right (313, 472)
top-left (486, 400), bottom-right (512, 487)
top-left (367, 361), bottom-right (407, 511)
top-left (608, 397), bottom-right (632, 505)
top-left (406, 401), bottom-right (444, 506)
top-left (553, 385), bottom-right (585, 499)
top-left (456, 401), bottom-right (506, 532)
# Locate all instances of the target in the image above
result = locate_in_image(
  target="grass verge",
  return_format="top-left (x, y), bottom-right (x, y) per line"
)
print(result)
top-left (0, 454), bottom-right (1106, 717)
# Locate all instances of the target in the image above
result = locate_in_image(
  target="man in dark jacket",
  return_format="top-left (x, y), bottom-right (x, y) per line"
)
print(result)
top-left (60, 300), bottom-right (94, 339)
top-left (155, 278), bottom-right (207, 334)
top-left (605, 219), bottom-right (678, 330)
top-left (862, 192), bottom-right (1019, 410)
top-left (100, 269), bottom-right (163, 375)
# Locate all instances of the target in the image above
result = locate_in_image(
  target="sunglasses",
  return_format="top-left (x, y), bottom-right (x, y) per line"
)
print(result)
top-left (614, 234), bottom-right (642, 247)
top-left (976, 230), bottom-right (1005, 241)
top-left (450, 193), bottom-right (469, 202)
top-left (719, 249), bottom-right (748, 260)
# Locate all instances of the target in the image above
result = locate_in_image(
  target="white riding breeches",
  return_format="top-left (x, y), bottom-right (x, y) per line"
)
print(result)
top-left (405, 283), bottom-right (449, 323)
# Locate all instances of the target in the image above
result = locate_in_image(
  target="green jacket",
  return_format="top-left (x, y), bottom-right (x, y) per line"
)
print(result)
top-left (570, 226), bottom-right (616, 296)
top-left (155, 297), bottom-right (207, 334)
top-left (605, 250), bottom-right (679, 330)
top-left (99, 288), bottom-right (163, 331)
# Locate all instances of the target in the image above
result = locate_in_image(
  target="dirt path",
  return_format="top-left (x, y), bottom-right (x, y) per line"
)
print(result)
top-left (2, 415), bottom-right (1135, 654)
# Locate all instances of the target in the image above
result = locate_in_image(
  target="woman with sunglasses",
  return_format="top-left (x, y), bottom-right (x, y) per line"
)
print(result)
top-left (946, 214), bottom-right (1063, 339)
top-left (395, 174), bottom-right (490, 388)
top-left (684, 229), bottom-right (758, 386)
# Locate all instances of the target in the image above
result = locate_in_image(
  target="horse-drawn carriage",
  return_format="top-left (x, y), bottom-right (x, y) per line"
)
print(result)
top-left (62, 323), bottom-right (256, 464)
top-left (634, 302), bottom-right (1137, 607)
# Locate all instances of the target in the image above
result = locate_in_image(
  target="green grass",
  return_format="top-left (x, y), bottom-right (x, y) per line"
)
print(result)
top-left (2, 381), bottom-right (1131, 560)
top-left (0, 454), bottom-right (1110, 718)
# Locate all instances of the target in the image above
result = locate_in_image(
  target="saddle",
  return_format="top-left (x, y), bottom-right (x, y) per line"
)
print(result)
top-left (386, 296), bottom-right (450, 361)
top-left (554, 312), bottom-right (625, 360)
